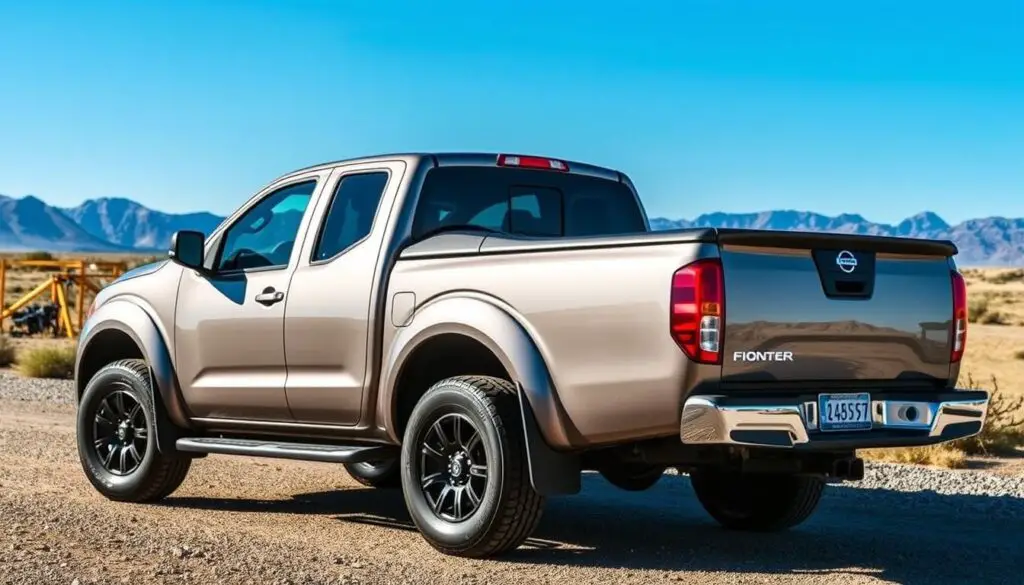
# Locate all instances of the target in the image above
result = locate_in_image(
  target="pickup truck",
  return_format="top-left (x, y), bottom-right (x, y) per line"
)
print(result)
top-left (74, 152), bottom-right (990, 558)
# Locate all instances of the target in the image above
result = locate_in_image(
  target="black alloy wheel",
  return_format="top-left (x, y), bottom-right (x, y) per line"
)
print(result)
top-left (91, 390), bottom-right (149, 476)
top-left (419, 413), bottom-right (490, 522)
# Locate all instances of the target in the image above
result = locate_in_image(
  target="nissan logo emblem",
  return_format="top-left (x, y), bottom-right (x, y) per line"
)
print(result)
top-left (836, 250), bottom-right (858, 273)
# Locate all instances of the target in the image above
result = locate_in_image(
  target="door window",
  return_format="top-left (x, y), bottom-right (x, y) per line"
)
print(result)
top-left (217, 180), bottom-right (316, 272)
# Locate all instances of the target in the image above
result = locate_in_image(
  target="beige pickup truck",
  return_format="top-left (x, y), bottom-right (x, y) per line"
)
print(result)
top-left (74, 152), bottom-right (989, 558)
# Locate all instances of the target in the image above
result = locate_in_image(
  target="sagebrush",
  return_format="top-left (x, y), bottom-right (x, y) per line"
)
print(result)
top-left (0, 335), bottom-right (15, 368)
top-left (17, 345), bottom-right (76, 379)
top-left (952, 373), bottom-right (1024, 456)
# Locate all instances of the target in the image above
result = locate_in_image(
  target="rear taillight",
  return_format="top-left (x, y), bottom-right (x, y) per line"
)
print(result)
top-left (951, 270), bottom-right (967, 363)
top-left (496, 154), bottom-right (569, 172)
top-left (671, 258), bottom-right (725, 364)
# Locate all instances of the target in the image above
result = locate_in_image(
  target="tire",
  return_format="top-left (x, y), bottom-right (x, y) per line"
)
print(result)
top-left (344, 459), bottom-right (401, 489)
top-left (689, 469), bottom-right (824, 532)
top-left (400, 375), bottom-right (545, 558)
top-left (599, 464), bottom-right (666, 492)
top-left (76, 359), bottom-right (192, 503)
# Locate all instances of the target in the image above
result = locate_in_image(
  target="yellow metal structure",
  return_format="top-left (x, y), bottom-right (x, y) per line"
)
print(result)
top-left (0, 258), bottom-right (128, 338)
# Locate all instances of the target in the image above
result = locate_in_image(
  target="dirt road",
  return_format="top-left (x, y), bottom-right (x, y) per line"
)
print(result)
top-left (2, 397), bottom-right (1022, 585)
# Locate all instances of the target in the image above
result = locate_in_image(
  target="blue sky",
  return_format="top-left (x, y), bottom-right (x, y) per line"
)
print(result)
top-left (1, 0), bottom-right (1021, 224)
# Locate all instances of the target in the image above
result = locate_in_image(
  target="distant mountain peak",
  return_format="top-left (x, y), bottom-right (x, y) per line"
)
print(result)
top-left (0, 195), bottom-right (1020, 267)
top-left (648, 209), bottom-right (1022, 266)
top-left (60, 198), bottom-right (225, 251)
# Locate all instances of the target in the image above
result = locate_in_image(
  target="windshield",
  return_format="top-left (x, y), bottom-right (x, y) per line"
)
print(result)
top-left (411, 166), bottom-right (647, 240)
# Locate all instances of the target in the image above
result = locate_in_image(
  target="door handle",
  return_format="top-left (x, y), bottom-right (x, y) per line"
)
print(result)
top-left (255, 288), bottom-right (285, 306)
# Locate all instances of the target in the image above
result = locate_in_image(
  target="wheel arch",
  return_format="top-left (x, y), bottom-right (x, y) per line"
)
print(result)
top-left (378, 294), bottom-right (581, 495)
top-left (76, 299), bottom-right (192, 452)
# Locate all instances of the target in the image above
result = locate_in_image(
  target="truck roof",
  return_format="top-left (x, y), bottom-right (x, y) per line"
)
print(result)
top-left (270, 152), bottom-right (624, 185)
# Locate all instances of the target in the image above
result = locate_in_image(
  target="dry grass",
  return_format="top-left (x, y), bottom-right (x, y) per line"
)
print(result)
top-left (0, 335), bottom-right (15, 368)
top-left (862, 444), bottom-right (968, 468)
top-left (15, 343), bottom-right (77, 379)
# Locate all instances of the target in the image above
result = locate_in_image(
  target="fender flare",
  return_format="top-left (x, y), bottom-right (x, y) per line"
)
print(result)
top-left (76, 299), bottom-right (192, 452)
top-left (378, 294), bottom-right (582, 495)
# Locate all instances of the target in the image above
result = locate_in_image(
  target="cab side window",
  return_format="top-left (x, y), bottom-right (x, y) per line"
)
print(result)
top-left (217, 180), bottom-right (316, 272)
top-left (312, 172), bottom-right (389, 262)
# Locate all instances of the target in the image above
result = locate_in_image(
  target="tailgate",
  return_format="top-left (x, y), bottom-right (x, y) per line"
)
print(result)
top-left (718, 230), bottom-right (957, 384)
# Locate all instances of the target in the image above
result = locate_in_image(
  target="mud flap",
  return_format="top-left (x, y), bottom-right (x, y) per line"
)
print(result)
top-left (517, 391), bottom-right (581, 495)
top-left (148, 370), bottom-right (202, 457)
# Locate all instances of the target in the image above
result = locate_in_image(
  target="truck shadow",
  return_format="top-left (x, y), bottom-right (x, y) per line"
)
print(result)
top-left (165, 472), bottom-right (1024, 584)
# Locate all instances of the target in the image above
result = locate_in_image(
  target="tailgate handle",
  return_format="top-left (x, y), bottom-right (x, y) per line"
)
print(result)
top-left (834, 280), bottom-right (866, 295)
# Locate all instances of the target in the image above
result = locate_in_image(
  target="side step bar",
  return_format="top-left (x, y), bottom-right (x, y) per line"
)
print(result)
top-left (175, 437), bottom-right (398, 464)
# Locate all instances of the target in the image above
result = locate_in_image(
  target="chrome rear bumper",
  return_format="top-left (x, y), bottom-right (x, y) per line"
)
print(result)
top-left (679, 391), bottom-right (990, 450)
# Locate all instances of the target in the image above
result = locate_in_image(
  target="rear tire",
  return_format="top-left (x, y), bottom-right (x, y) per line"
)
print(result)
top-left (344, 459), bottom-right (401, 489)
top-left (400, 375), bottom-right (545, 558)
top-left (76, 359), bottom-right (191, 503)
top-left (689, 469), bottom-right (824, 531)
top-left (599, 464), bottom-right (666, 491)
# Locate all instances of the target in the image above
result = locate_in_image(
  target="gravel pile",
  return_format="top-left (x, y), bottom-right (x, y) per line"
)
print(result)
top-left (852, 461), bottom-right (1024, 499)
top-left (0, 370), bottom-right (75, 404)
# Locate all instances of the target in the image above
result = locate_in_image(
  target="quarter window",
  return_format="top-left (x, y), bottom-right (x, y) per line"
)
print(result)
top-left (312, 172), bottom-right (389, 262)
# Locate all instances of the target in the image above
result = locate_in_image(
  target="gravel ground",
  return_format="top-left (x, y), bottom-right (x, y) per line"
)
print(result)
top-left (2, 372), bottom-right (1023, 584)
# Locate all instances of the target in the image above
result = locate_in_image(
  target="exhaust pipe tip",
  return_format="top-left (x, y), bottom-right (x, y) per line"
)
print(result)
top-left (832, 458), bottom-right (850, 479)
top-left (849, 457), bottom-right (865, 481)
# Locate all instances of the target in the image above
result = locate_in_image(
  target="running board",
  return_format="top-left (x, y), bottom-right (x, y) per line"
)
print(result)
top-left (175, 437), bottom-right (397, 464)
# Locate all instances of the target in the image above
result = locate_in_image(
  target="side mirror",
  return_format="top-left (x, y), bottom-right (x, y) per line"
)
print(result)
top-left (169, 230), bottom-right (206, 271)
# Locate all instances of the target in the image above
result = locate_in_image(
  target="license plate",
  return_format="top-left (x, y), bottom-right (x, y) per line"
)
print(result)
top-left (818, 392), bottom-right (872, 432)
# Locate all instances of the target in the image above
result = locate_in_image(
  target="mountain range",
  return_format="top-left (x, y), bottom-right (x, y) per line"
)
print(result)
top-left (0, 194), bottom-right (1021, 266)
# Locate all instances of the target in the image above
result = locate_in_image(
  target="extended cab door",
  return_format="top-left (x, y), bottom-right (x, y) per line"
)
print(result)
top-left (174, 170), bottom-right (330, 421)
top-left (283, 160), bottom-right (405, 425)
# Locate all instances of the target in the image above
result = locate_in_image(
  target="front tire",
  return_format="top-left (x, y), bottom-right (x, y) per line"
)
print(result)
top-left (689, 469), bottom-right (824, 531)
top-left (400, 376), bottom-right (545, 558)
top-left (77, 359), bottom-right (191, 502)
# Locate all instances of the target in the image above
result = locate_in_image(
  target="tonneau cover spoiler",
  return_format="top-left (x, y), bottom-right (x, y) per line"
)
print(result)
top-left (713, 228), bottom-right (958, 257)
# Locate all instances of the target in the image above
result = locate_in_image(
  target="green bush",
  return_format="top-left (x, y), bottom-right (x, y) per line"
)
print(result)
top-left (0, 335), bottom-right (15, 368)
top-left (16, 345), bottom-right (76, 379)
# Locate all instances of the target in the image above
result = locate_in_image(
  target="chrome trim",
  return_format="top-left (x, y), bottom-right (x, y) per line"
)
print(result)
top-left (679, 395), bottom-right (990, 448)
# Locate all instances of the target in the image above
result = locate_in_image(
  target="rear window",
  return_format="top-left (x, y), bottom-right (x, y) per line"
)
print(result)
top-left (411, 166), bottom-right (647, 239)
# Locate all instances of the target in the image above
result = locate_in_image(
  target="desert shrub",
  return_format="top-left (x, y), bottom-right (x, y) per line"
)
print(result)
top-left (979, 310), bottom-right (1009, 325)
top-left (0, 335), bottom-right (15, 367)
top-left (20, 250), bottom-right (54, 261)
top-left (16, 344), bottom-right (76, 379)
top-left (861, 444), bottom-right (967, 469)
top-left (986, 268), bottom-right (1024, 285)
top-left (1014, 349), bottom-right (1024, 360)
top-left (952, 373), bottom-right (1024, 456)
top-left (967, 296), bottom-right (990, 323)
